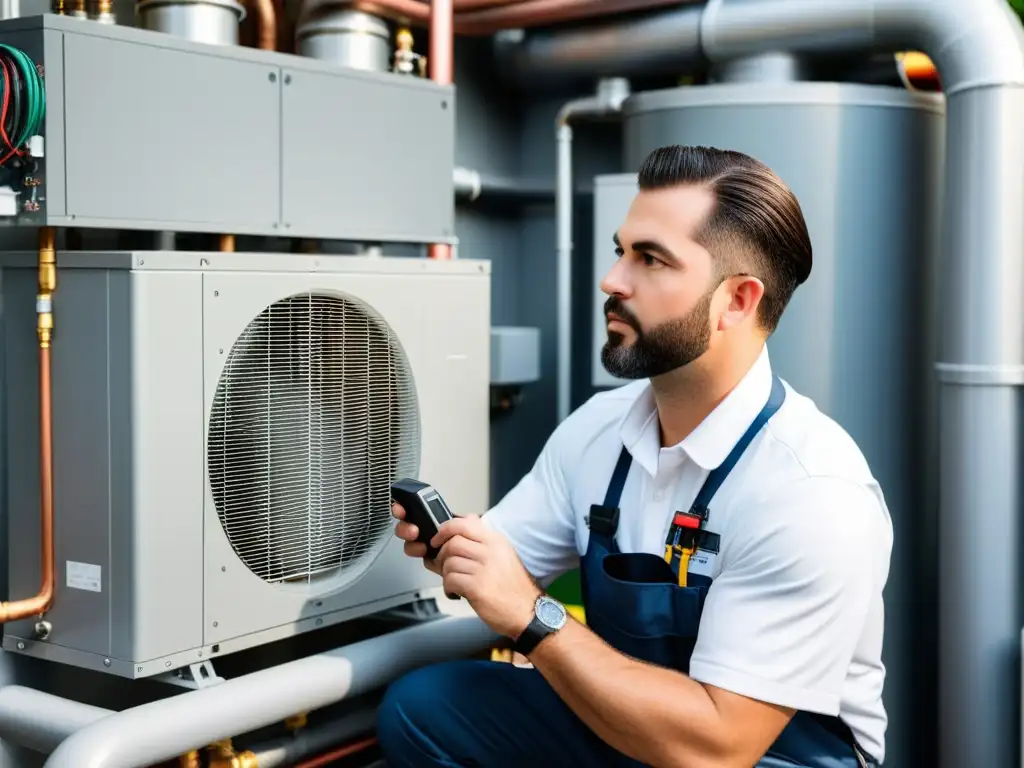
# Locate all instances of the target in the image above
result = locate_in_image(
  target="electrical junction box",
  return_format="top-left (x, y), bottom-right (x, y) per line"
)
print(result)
top-left (0, 14), bottom-right (455, 245)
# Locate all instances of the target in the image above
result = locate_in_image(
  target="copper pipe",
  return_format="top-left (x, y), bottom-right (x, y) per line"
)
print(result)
top-left (250, 0), bottom-right (278, 50)
top-left (293, 736), bottom-right (377, 768)
top-left (897, 51), bottom-right (941, 92)
top-left (0, 227), bottom-right (57, 624)
top-left (219, 234), bottom-right (236, 252)
top-left (351, 0), bottom-right (688, 35)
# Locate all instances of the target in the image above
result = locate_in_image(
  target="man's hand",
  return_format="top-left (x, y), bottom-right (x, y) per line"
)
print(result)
top-left (392, 503), bottom-right (540, 638)
top-left (392, 501), bottom-right (441, 575)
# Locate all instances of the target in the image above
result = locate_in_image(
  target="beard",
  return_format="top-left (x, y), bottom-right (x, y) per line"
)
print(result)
top-left (600, 291), bottom-right (714, 380)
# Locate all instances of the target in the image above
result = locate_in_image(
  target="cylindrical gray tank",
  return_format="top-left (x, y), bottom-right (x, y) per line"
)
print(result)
top-left (296, 9), bottom-right (392, 73)
top-left (135, 0), bottom-right (245, 46)
top-left (623, 82), bottom-right (945, 768)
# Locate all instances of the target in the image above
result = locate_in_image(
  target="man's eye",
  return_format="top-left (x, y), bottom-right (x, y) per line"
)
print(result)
top-left (640, 252), bottom-right (661, 267)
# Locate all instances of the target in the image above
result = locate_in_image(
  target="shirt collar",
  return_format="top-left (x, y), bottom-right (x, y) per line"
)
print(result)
top-left (619, 346), bottom-right (775, 472)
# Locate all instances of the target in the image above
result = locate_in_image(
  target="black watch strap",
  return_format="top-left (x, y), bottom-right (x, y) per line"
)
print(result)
top-left (513, 615), bottom-right (553, 656)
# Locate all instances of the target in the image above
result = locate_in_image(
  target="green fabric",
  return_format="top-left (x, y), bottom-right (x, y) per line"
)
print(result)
top-left (547, 568), bottom-right (582, 606)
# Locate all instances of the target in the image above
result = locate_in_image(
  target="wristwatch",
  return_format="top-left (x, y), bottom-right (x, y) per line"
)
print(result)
top-left (513, 594), bottom-right (568, 656)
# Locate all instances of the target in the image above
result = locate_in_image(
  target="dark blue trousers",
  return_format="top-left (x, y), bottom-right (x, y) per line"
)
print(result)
top-left (376, 659), bottom-right (636, 767)
top-left (376, 659), bottom-right (835, 767)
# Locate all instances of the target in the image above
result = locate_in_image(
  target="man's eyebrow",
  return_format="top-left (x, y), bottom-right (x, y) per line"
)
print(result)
top-left (613, 232), bottom-right (680, 264)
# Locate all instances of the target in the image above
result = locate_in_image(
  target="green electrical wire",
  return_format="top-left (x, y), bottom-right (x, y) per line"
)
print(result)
top-left (1011, 0), bottom-right (1024, 16)
top-left (0, 43), bottom-right (45, 151)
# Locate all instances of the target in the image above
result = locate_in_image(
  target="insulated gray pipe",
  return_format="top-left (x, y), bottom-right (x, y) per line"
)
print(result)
top-left (555, 78), bottom-right (630, 423)
top-left (44, 616), bottom-right (499, 768)
top-left (512, 0), bottom-right (1024, 764)
top-left (0, 686), bottom-right (112, 754)
top-left (493, 6), bottom-right (705, 82)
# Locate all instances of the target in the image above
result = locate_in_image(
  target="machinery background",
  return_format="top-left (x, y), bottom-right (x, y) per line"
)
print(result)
top-left (0, 0), bottom-right (1020, 766)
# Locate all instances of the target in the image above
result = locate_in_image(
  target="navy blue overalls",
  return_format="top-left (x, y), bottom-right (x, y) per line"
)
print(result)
top-left (375, 375), bottom-right (879, 767)
top-left (581, 375), bottom-right (875, 768)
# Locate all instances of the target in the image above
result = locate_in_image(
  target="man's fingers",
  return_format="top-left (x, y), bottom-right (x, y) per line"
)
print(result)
top-left (438, 535), bottom-right (487, 564)
top-left (395, 520), bottom-right (419, 544)
top-left (391, 502), bottom-right (406, 520)
top-left (403, 540), bottom-right (427, 558)
top-left (431, 514), bottom-right (487, 548)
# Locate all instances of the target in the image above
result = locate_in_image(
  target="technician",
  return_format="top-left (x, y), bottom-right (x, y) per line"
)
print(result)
top-left (377, 145), bottom-right (892, 768)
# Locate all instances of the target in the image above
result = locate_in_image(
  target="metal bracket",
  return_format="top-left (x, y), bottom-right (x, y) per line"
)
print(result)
top-left (379, 597), bottom-right (443, 623)
top-left (154, 660), bottom-right (224, 690)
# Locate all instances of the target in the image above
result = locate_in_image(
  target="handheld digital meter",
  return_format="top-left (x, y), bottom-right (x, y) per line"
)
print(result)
top-left (390, 478), bottom-right (455, 560)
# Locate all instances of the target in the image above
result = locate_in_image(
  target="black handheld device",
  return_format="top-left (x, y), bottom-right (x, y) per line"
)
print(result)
top-left (391, 478), bottom-right (456, 560)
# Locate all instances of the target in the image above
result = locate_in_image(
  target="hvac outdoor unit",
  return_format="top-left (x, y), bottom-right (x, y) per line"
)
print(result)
top-left (0, 250), bottom-right (491, 680)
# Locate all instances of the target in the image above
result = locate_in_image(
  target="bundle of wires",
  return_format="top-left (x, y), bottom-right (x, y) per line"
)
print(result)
top-left (0, 43), bottom-right (44, 166)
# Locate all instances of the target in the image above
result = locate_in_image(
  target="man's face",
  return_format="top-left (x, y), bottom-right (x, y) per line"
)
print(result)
top-left (599, 184), bottom-right (729, 380)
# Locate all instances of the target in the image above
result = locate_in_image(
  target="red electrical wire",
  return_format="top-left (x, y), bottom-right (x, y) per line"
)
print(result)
top-left (291, 735), bottom-right (378, 768)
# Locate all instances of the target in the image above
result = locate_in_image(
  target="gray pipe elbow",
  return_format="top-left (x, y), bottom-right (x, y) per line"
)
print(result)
top-left (701, 0), bottom-right (1024, 95)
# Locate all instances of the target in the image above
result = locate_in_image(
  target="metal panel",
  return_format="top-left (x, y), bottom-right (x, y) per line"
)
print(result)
top-left (4, 268), bottom-right (113, 655)
top-left (280, 65), bottom-right (455, 242)
top-left (0, 15), bottom-right (456, 241)
top-left (128, 269), bottom-right (206, 663)
top-left (591, 173), bottom-right (637, 389)
top-left (62, 33), bottom-right (280, 232)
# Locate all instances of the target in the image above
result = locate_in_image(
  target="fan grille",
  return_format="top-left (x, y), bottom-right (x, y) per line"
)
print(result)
top-left (208, 292), bottom-right (420, 586)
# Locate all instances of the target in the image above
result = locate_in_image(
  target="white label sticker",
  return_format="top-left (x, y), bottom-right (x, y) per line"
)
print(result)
top-left (66, 560), bottom-right (102, 593)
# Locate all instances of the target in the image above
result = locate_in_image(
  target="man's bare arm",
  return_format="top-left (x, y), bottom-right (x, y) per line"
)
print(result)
top-left (528, 618), bottom-right (795, 768)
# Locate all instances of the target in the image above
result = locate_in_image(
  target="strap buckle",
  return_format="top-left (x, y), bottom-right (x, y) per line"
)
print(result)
top-left (587, 504), bottom-right (620, 537)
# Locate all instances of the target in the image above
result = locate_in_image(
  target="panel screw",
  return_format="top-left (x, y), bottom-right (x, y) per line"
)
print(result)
top-left (284, 74), bottom-right (292, 85)
top-left (221, 565), bottom-right (226, 572)
top-left (137, 666), bottom-right (143, 672)
top-left (16, 641), bottom-right (24, 650)
top-left (315, 618), bottom-right (323, 626)
top-left (104, 658), bottom-right (111, 667)
top-left (213, 621), bottom-right (219, 628)
top-left (139, 259), bottom-right (145, 265)
top-left (213, 290), bottom-right (219, 297)
top-left (269, 72), bottom-right (277, 82)
top-left (165, 660), bottom-right (172, 668)
top-left (441, 100), bottom-right (448, 109)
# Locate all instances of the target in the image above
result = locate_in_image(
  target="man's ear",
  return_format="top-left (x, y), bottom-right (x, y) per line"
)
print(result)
top-left (716, 275), bottom-right (765, 331)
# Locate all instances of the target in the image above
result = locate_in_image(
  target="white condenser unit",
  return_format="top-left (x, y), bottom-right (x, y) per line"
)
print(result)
top-left (0, 250), bottom-right (491, 680)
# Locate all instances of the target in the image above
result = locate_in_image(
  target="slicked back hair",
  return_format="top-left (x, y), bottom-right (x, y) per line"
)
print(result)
top-left (637, 145), bottom-right (812, 333)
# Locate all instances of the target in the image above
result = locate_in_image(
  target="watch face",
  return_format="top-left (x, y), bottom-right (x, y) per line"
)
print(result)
top-left (536, 596), bottom-right (568, 630)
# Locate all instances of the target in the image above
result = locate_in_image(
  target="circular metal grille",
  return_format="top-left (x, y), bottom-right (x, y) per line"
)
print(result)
top-left (208, 292), bottom-right (420, 587)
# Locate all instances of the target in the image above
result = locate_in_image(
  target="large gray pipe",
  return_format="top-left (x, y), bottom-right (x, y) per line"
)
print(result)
top-left (44, 616), bottom-right (498, 768)
top-left (512, 0), bottom-right (1024, 765)
top-left (493, 6), bottom-right (705, 82)
top-left (0, 686), bottom-right (112, 754)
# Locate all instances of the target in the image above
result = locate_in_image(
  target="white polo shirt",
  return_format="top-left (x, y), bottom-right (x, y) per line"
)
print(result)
top-left (483, 345), bottom-right (892, 762)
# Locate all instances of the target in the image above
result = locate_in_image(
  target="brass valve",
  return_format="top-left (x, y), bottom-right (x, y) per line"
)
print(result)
top-left (206, 738), bottom-right (259, 768)
top-left (37, 227), bottom-right (55, 347)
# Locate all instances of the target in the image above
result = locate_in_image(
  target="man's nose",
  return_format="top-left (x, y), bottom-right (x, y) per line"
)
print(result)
top-left (600, 259), bottom-right (631, 298)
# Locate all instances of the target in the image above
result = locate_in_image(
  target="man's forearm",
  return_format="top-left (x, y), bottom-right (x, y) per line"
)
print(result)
top-left (527, 618), bottom-right (731, 768)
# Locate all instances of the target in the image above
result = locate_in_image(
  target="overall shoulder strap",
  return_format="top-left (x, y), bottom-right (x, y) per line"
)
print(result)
top-left (691, 375), bottom-right (786, 514)
top-left (588, 446), bottom-right (632, 539)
